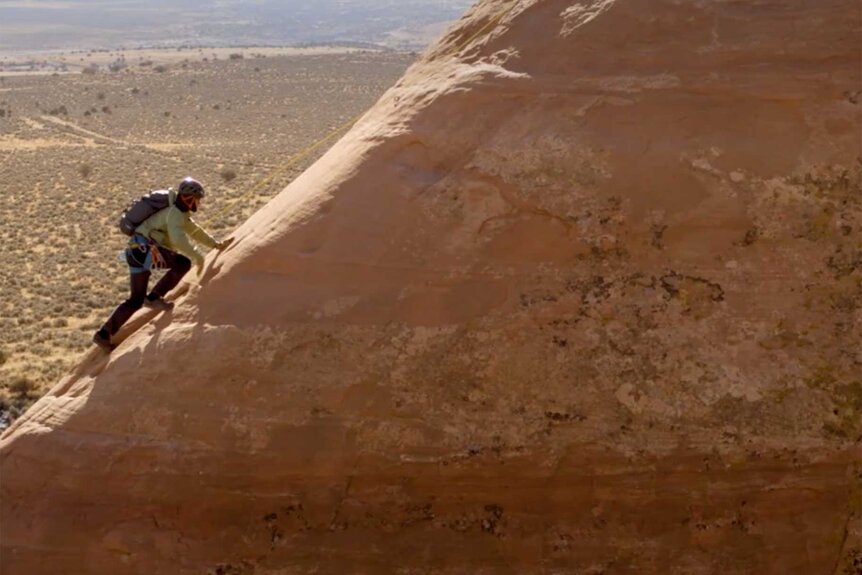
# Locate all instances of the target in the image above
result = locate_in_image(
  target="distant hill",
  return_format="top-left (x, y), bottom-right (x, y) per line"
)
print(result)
top-left (0, 0), bottom-right (475, 52)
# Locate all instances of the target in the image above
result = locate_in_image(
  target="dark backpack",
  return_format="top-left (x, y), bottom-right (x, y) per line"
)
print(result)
top-left (118, 190), bottom-right (171, 236)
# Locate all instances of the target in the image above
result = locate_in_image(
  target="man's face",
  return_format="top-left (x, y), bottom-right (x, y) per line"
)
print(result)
top-left (180, 194), bottom-right (200, 212)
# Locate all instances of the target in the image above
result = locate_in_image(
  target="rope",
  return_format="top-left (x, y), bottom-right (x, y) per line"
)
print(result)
top-left (444, 0), bottom-right (521, 57)
top-left (201, 117), bottom-right (357, 228)
top-left (201, 0), bottom-right (522, 234)
top-left (179, 0), bottom-right (523, 291)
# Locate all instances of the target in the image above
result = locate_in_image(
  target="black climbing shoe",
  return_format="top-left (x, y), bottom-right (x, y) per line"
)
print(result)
top-left (144, 297), bottom-right (174, 312)
top-left (92, 330), bottom-right (115, 352)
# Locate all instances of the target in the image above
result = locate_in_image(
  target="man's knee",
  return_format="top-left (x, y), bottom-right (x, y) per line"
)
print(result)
top-left (175, 255), bottom-right (192, 274)
top-left (126, 295), bottom-right (146, 310)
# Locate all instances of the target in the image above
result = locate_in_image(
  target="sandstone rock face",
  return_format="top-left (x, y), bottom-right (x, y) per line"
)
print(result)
top-left (2, 1), bottom-right (861, 573)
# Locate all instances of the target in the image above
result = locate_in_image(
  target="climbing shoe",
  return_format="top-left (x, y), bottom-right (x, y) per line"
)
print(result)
top-left (144, 297), bottom-right (174, 312)
top-left (92, 330), bottom-right (115, 352)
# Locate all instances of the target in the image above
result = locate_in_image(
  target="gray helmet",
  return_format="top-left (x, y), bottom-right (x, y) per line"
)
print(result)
top-left (177, 176), bottom-right (205, 199)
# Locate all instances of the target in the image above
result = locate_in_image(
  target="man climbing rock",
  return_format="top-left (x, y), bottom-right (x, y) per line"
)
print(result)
top-left (92, 177), bottom-right (233, 351)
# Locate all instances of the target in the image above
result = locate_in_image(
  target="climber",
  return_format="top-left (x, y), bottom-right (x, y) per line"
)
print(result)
top-left (92, 177), bottom-right (233, 351)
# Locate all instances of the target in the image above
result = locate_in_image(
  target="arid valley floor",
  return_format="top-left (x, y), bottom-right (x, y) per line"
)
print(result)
top-left (0, 48), bottom-right (414, 426)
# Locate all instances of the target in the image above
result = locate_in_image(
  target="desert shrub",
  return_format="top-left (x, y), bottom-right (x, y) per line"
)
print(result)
top-left (31, 343), bottom-right (49, 355)
top-left (9, 377), bottom-right (36, 398)
top-left (0, 383), bottom-right (40, 426)
top-left (154, 65), bottom-right (167, 73)
top-left (0, 349), bottom-right (7, 366)
top-left (79, 163), bottom-right (92, 178)
top-left (229, 53), bottom-right (244, 60)
top-left (220, 168), bottom-right (237, 182)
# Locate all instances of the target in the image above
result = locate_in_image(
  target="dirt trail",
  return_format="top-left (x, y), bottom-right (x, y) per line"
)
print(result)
top-left (36, 115), bottom-right (279, 169)
top-left (38, 115), bottom-right (184, 159)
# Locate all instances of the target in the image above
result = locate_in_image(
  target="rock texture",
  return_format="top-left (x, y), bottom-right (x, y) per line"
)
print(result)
top-left (2, 1), bottom-right (861, 573)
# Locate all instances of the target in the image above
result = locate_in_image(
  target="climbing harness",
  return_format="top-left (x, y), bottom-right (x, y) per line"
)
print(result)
top-left (124, 234), bottom-right (166, 273)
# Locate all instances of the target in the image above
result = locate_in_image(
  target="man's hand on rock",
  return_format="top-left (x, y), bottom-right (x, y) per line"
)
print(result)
top-left (216, 237), bottom-right (235, 251)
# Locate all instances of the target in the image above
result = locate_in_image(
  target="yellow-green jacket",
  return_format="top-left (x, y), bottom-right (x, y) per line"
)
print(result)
top-left (134, 190), bottom-right (217, 267)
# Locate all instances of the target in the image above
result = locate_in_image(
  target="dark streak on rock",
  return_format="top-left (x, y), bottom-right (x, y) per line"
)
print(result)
top-left (660, 272), bottom-right (725, 303)
top-left (544, 411), bottom-right (586, 423)
top-left (651, 224), bottom-right (668, 250)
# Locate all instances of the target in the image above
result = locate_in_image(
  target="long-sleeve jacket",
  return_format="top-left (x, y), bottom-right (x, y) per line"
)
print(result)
top-left (134, 190), bottom-right (217, 267)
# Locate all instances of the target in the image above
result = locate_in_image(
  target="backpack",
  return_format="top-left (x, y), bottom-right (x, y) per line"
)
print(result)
top-left (118, 190), bottom-right (171, 236)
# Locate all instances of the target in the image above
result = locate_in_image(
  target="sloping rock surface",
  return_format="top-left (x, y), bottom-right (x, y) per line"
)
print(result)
top-left (2, 1), bottom-right (861, 573)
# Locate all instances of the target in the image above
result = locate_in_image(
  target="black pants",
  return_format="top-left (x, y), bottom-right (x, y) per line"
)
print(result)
top-left (100, 248), bottom-right (191, 336)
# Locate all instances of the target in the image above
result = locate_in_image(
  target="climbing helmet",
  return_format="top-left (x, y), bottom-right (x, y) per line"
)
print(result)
top-left (177, 176), bottom-right (205, 211)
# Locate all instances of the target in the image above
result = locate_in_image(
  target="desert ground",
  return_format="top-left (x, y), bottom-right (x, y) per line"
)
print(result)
top-left (0, 47), bottom-right (415, 427)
